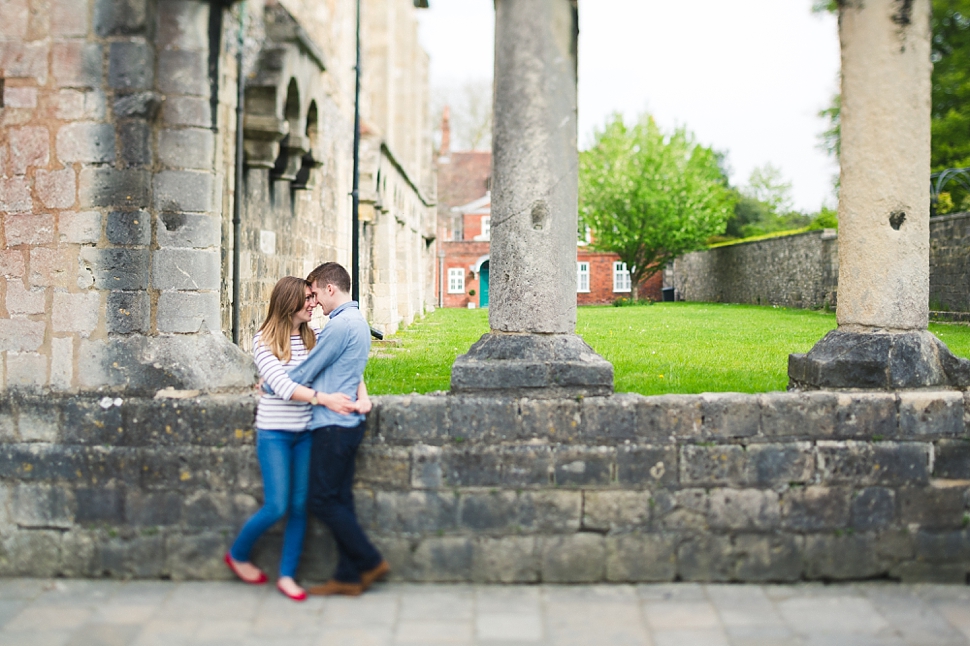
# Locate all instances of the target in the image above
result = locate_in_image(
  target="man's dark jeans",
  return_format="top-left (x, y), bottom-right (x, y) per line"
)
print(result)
top-left (308, 422), bottom-right (382, 583)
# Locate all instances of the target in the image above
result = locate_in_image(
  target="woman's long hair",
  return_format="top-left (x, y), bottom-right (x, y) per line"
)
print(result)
top-left (257, 276), bottom-right (316, 362)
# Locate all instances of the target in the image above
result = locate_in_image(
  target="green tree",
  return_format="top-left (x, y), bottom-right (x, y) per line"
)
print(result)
top-left (579, 114), bottom-right (737, 300)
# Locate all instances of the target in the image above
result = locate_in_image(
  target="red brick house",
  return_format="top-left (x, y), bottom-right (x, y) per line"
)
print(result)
top-left (435, 110), bottom-right (661, 308)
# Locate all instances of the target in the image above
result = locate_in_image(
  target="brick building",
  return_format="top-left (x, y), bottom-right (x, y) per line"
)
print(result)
top-left (435, 111), bottom-right (661, 308)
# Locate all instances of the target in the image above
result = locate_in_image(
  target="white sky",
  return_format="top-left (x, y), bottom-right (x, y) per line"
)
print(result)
top-left (417, 1), bottom-right (841, 213)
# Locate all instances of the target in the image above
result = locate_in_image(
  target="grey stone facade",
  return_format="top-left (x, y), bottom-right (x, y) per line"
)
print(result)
top-left (1, 390), bottom-right (967, 583)
top-left (673, 213), bottom-right (970, 314)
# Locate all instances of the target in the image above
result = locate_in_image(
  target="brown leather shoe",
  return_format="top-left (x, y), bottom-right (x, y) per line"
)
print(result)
top-left (307, 580), bottom-right (363, 597)
top-left (361, 560), bottom-right (391, 590)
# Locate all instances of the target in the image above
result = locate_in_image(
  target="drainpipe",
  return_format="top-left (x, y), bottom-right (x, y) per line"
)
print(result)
top-left (231, 1), bottom-right (247, 345)
top-left (438, 250), bottom-right (445, 308)
top-left (351, 0), bottom-right (362, 303)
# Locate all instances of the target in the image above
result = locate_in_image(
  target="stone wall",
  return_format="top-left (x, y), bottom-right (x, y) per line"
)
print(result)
top-left (673, 213), bottom-right (970, 313)
top-left (1, 390), bottom-right (968, 583)
top-left (672, 230), bottom-right (839, 309)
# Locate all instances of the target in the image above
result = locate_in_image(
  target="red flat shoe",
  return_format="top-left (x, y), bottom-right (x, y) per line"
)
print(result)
top-left (277, 580), bottom-right (307, 602)
top-left (224, 552), bottom-right (268, 585)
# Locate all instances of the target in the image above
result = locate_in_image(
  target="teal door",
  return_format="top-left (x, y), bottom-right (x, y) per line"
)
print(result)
top-left (480, 261), bottom-right (489, 308)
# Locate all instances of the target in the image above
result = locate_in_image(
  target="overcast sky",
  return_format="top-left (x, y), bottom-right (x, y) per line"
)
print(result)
top-left (417, 1), bottom-right (841, 212)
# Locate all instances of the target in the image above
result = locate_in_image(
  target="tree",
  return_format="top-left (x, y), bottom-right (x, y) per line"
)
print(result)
top-left (432, 79), bottom-right (493, 151)
top-left (579, 114), bottom-right (737, 300)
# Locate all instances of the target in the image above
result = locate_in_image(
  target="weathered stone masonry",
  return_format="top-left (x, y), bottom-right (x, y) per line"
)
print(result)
top-left (1, 391), bottom-right (969, 583)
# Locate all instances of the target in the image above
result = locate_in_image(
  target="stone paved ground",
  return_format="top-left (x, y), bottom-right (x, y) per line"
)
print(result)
top-left (1, 579), bottom-right (970, 646)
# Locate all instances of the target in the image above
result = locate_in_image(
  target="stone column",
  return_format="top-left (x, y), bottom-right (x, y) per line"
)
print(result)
top-left (451, 0), bottom-right (613, 397)
top-left (789, 0), bottom-right (970, 389)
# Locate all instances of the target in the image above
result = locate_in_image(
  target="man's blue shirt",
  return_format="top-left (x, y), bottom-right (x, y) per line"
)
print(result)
top-left (283, 300), bottom-right (370, 429)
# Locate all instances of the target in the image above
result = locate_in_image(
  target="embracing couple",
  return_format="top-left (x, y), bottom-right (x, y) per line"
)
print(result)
top-left (224, 262), bottom-right (388, 601)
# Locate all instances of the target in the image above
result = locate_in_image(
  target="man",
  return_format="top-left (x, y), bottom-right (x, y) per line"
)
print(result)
top-left (284, 262), bottom-right (389, 596)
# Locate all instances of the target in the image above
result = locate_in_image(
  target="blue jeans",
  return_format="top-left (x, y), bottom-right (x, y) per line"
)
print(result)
top-left (309, 423), bottom-right (383, 583)
top-left (230, 429), bottom-right (312, 578)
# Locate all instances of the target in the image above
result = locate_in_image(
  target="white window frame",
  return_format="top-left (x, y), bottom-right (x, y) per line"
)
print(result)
top-left (480, 216), bottom-right (490, 240)
top-left (577, 262), bottom-right (590, 293)
top-left (612, 261), bottom-right (632, 293)
top-left (447, 268), bottom-right (465, 294)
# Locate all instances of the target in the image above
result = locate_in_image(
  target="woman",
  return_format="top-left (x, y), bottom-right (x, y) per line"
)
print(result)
top-left (225, 276), bottom-right (369, 601)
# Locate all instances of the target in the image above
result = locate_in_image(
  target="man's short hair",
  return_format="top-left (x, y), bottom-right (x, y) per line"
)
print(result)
top-left (307, 262), bottom-right (352, 294)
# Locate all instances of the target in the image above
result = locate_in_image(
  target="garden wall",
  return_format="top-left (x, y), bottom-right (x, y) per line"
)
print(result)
top-left (672, 212), bottom-right (970, 313)
top-left (0, 390), bottom-right (968, 583)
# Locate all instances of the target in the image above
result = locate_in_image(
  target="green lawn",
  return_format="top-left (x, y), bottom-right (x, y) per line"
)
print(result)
top-left (365, 304), bottom-right (970, 396)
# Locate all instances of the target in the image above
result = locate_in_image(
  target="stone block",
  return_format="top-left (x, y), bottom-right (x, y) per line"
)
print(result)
top-left (680, 444), bottom-right (745, 486)
top-left (94, 534), bottom-right (166, 578)
top-left (582, 393), bottom-right (637, 443)
top-left (183, 491), bottom-right (238, 528)
top-left (158, 0), bottom-right (208, 50)
top-left (157, 291), bottom-right (219, 333)
top-left (0, 320), bottom-right (44, 352)
top-left (411, 444), bottom-right (441, 488)
top-left (850, 487), bottom-right (896, 531)
top-left (51, 0), bottom-right (89, 36)
top-left (914, 528), bottom-right (970, 562)
top-left (2, 86), bottom-right (36, 108)
top-left (94, 0), bottom-right (147, 36)
top-left (75, 487), bottom-right (124, 525)
top-left (898, 391), bottom-right (964, 437)
top-left (899, 487), bottom-right (967, 529)
top-left (52, 291), bottom-right (100, 334)
top-left (78, 248), bottom-right (149, 291)
top-left (108, 40), bottom-right (154, 90)
top-left (58, 211), bottom-right (101, 244)
top-left (804, 533), bottom-right (886, 580)
top-left (125, 490), bottom-right (183, 526)
top-left (156, 213), bottom-right (220, 249)
top-left (113, 91), bottom-right (162, 119)
top-left (637, 394), bottom-right (702, 440)
top-left (605, 534), bottom-right (676, 582)
top-left (5, 213), bottom-right (54, 246)
top-left (676, 534), bottom-right (734, 582)
top-left (459, 490), bottom-right (518, 532)
top-left (0, 177), bottom-right (32, 213)
top-left (166, 532), bottom-right (227, 580)
top-left (728, 392), bottom-right (821, 439)
top-left (616, 444), bottom-right (677, 488)
top-left (57, 122), bottom-right (115, 164)
top-left (9, 126), bottom-right (49, 175)
top-left (440, 446), bottom-right (502, 487)
top-left (0, 0), bottom-right (28, 38)
top-left (379, 395), bottom-right (450, 443)
top-left (733, 534), bottom-right (803, 582)
top-left (162, 95), bottom-right (211, 127)
top-left (0, 251), bottom-right (25, 278)
top-left (709, 488), bottom-right (780, 531)
top-left (29, 246), bottom-right (76, 288)
top-left (471, 536), bottom-right (538, 583)
top-left (518, 490), bottom-right (581, 533)
top-left (446, 396), bottom-right (519, 442)
top-left (817, 440), bottom-right (930, 486)
top-left (158, 128), bottom-right (214, 170)
top-left (356, 446), bottom-right (410, 490)
top-left (18, 407), bottom-right (59, 442)
top-left (0, 530), bottom-right (61, 577)
top-left (51, 41), bottom-right (101, 88)
top-left (409, 536), bottom-right (474, 582)
top-left (375, 490), bottom-right (457, 535)
top-left (157, 50), bottom-right (208, 96)
top-left (780, 485), bottom-right (851, 531)
top-left (5, 281), bottom-right (45, 316)
top-left (540, 534), bottom-right (605, 583)
top-left (499, 445), bottom-right (552, 487)
top-left (0, 42), bottom-right (49, 83)
top-left (554, 446), bottom-right (614, 486)
top-left (743, 442), bottom-right (814, 486)
top-left (582, 490), bottom-right (651, 533)
top-left (934, 440), bottom-right (970, 479)
top-left (117, 121), bottom-right (152, 168)
top-left (50, 336), bottom-right (73, 389)
top-left (106, 210), bottom-right (150, 246)
top-left (519, 397), bottom-right (582, 441)
top-left (12, 483), bottom-right (73, 529)
top-left (34, 168), bottom-right (76, 209)
top-left (655, 488), bottom-right (708, 531)
top-left (834, 392), bottom-right (900, 439)
top-left (78, 168), bottom-right (149, 208)
top-left (698, 392), bottom-right (760, 439)
top-left (60, 395), bottom-right (123, 445)
top-left (892, 561), bottom-right (969, 583)
top-left (151, 249), bottom-right (219, 290)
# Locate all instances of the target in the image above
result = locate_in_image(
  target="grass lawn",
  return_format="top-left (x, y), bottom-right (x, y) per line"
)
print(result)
top-left (365, 303), bottom-right (970, 396)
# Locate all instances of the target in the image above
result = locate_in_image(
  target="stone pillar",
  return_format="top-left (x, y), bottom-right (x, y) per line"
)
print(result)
top-left (789, 0), bottom-right (970, 389)
top-left (451, 0), bottom-right (613, 397)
